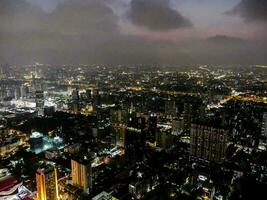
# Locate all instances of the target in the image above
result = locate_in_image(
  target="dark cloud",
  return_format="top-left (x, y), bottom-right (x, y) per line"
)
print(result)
top-left (228, 0), bottom-right (267, 23)
top-left (128, 0), bottom-right (192, 31)
top-left (206, 35), bottom-right (245, 44)
top-left (0, 0), bottom-right (266, 65)
top-left (48, 0), bottom-right (119, 35)
top-left (0, 0), bottom-right (162, 64)
top-left (0, 0), bottom-right (46, 33)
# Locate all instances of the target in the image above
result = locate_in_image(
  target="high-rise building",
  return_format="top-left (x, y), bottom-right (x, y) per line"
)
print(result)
top-left (85, 89), bottom-right (92, 100)
top-left (110, 109), bottom-right (128, 147)
top-left (112, 123), bottom-right (126, 147)
top-left (259, 112), bottom-right (267, 149)
top-left (71, 158), bottom-right (92, 194)
top-left (165, 98), bottom-right (176, 117)
top-left (71, 88), bottom-right (79, 101)
top-left (190, 123), bottom-right (228, 163)
top-left (182, 103), bottom-right (193, 133)
top-left (156, 128), bottom-right (173, 149)
top-left (70, 88), bottom-right (80, 112)
top-left (147, 113), bottom-right (157, 143)
top-left (20, 85), bottom-right (28, 99)
top-left (92, 88), bottom-right (100, 111)
top-left (110, 109), bottom-right (128, 124)
top-left (261, 112), bottom-right (267, 141)
top-left (172, 117), bottom-right (184, 135)
top-left (14, 87), bottom-right (21, 100)
top-left (36, 165), bottom-right (58, 200)
top-left (125, 113), bottom-right (146, 161)
top-left (36, 90), bottom-right (45, 116)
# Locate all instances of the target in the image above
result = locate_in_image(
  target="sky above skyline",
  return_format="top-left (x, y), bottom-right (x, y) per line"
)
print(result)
top-left (1, 0), bottom-right (267, 65)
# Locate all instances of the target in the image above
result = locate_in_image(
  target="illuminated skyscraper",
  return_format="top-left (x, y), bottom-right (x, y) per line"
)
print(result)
top-left (262, 112), bottom-right (267, 140)
top-left (36, 165), bottom-right (58, 200)
top-left (71, 158), bottom-right (92, 194)
top-left (259, 112), bottom-right (267, 148)
top-left (112, 123), bottom-right (126, 147)
top-left (36, 90), bottom-right (45, 116)
top-left (190, 123), bottom-right (228, 163)
top-left (147, 113), bottom-right (157, 143)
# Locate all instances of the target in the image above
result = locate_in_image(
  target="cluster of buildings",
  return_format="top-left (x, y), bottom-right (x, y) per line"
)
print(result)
top-left (35, 158), bottom-right (118, 200)
top-left (0, 64), bottom-right (266, 199)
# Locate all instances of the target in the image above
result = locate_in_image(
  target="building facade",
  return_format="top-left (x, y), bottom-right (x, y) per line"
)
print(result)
top-left (190, 123), bottom-right (228, 163)
top-left (71, 159), bottom-right (92, 194)
top-left (36, 165), bottom-right (58, 200)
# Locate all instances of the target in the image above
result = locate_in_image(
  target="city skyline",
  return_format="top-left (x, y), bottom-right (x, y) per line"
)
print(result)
top-left (0, 1), bottom-right (267, 200)
top-left (0, 63), bottom-right (266, 200)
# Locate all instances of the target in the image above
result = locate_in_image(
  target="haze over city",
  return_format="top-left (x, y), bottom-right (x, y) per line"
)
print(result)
top-left (1, 0), bottom-right (267, 64)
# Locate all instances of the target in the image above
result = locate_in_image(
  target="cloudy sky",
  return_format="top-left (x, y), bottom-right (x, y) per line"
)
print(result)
top-left (0, 0), bottom-right (266, 65)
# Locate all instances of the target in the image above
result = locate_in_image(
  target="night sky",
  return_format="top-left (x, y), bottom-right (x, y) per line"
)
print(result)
top-left (0, 0), bottom-right (267, 65)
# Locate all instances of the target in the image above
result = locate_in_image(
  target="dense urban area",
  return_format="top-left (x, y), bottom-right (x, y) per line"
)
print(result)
top-left (0, 63), bottom-right (266, 200)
